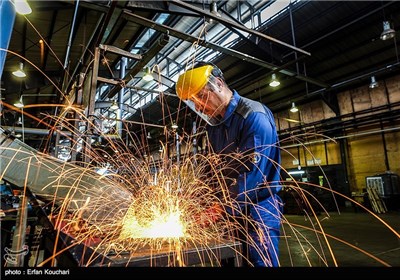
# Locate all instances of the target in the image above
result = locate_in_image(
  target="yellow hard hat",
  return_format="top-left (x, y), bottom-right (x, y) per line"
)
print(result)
top-left (176, 65), bottom-right (214, 100)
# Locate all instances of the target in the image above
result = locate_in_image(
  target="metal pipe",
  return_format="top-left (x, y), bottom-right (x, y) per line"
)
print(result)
top-left (117, 57), bottom-right (126, 135)
top-left (66, 1), bottom-right (112, 92)
top-left (282, 126), bottom-right (400, 149)
top-left (192, 121), bottom-right (197, 155)
top-left (6, 194), bottom-right (28, 267)
top-left (21, 108), bottom-right (24, 142)
top-left (63, 0), bottom-right (80, 70)
top-left (288, 3), bottom-right (299, 74)
top-left (66, 16), bottom-right (104, 90)
top-left (2, 126), bottom-right (72, 136)
top-left (339, 138), bottom-right (350, 200)
top-left (175, 132), bottom-right (180, 165)
top-left (380, 121), bottom-right (390, 171)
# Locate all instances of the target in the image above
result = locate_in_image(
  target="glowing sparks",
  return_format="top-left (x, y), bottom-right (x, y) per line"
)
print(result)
top-left (120, 210), bottom-right (185, 239)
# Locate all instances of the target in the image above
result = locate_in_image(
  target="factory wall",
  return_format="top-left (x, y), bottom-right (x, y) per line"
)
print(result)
top-left (279, 73), bottom-right (400, 196)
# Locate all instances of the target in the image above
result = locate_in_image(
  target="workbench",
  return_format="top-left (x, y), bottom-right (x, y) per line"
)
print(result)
top-left (64, 236), bottom-right (243, 267)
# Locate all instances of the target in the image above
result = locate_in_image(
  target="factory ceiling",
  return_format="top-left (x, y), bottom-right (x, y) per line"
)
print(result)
top-left (1, 0), bottom-right (399, 150)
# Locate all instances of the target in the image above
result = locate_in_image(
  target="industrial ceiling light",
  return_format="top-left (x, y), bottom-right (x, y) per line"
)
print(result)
top-left (142, 67), bottom-right (154, 81)
top-left (269, 73), bottom-right (280, 87)
top-left (13, 0), bottom-right (32, 15)
top-left (290, 102), bottom-right (299, 113)
top-left (14, 96), bottom-right (24, 108)
top-left (12, 62), bottom-right (26, 78)
top-left (16, 116), bottom-right (22, 125)
top-left (110, 100), bottom-right (119, 110)
top-left (171, 122), bottom-right (178, 129)
top-left (380, 21), bottom-right (395, 41)
top-left (369, 76), bottom-right (379, 89)
top-left (210, 1), bottom-right (221, 17)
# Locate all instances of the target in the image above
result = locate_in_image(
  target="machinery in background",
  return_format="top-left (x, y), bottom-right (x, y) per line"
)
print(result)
top-left (366, 172), bottom-right (400, 211)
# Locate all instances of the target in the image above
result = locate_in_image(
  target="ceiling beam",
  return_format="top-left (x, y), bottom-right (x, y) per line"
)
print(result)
top-left (104, 33), bottom-right (170, 100)
top-left (170, 0), bottom-right (311, 56)
top-left (122, 9), bottom-right (329, 89)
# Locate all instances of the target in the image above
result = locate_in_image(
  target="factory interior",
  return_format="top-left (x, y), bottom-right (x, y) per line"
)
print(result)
top-left (1, 0), bottom-right (400, 271)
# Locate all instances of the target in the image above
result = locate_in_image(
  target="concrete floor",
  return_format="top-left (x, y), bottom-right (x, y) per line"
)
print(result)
top-left (279, 209), bottom-right (400, 267)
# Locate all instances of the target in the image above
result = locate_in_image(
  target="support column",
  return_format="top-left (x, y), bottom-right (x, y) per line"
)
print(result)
top-left (0, 0), bottom-right (16, 78)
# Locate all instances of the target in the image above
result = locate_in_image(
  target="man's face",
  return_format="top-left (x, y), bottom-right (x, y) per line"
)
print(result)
top-left (190, 83), bottom-right (223, 117)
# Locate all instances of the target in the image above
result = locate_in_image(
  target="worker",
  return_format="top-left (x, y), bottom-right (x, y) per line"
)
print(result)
top-left (176, 62), bottom-right (283, 267)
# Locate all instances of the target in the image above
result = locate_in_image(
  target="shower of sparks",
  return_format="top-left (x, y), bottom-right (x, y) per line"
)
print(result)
top-left (120, 208), bottom-right (185, 239)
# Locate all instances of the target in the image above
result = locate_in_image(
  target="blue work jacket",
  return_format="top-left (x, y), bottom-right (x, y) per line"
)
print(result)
top-left (206, 90), bottom-right (282, 208)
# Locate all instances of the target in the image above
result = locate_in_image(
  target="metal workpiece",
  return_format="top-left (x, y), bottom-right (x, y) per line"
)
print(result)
top-left (0, 127), bottom-right (133, 221)
top-left (63, 235), bottom-right (242, 267)
top-left (101, 240), bottom-right (242, 267)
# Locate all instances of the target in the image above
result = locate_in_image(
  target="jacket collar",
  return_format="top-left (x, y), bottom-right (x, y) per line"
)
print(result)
top-left (220, 90), bottom-right (240, 128)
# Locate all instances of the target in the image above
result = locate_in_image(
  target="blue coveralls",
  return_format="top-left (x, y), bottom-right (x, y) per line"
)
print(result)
top-left (206, 90), bottom-right (283, 267)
